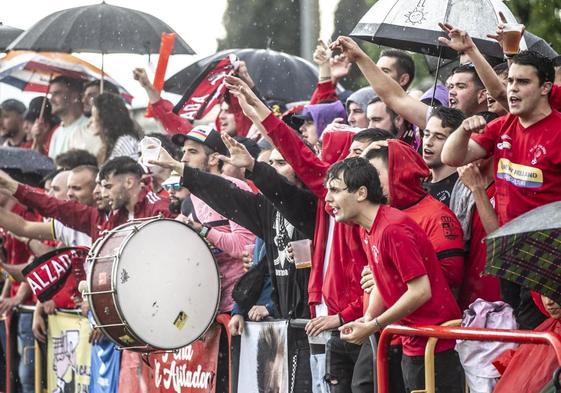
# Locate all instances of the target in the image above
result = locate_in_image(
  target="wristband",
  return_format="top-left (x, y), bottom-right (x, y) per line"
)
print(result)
top-left (199, 226), bottom-right (210, 238)
top-left (374, 318), bottom-right (383, 330)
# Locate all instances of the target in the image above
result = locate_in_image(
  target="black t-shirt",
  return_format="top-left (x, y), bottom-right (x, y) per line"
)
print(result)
top-left (423, 172), bottom-right (459, 207)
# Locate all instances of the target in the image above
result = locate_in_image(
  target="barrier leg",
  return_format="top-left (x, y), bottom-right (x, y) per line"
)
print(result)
top-left (34, 340), bottom-right (42, 393)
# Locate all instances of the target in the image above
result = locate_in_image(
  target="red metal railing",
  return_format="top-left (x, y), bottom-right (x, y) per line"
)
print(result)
top-left (377, 324), bottom-right (561, 393)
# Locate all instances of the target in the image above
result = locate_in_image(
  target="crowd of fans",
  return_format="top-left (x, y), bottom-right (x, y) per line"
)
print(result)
top-left (0, 19), bottom-right (561, 393)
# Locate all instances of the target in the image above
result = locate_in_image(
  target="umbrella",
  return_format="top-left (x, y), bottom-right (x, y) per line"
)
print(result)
top-left (485, 201), bottom-right (561, 304)
top-left (350, 0), bottom-right (525, 60)
top-left (164, 48), bottom-right (336, 104)
top-left (7, 3), bottom-right (194, 55)
top-left (0, 50), bottom-right (133, 103)
top-left (524, 31), bottom-right (558, 59)
top-left (0, 147), bottom-right (55, 174)
top-left (0, 23), bottom-right (23, 51)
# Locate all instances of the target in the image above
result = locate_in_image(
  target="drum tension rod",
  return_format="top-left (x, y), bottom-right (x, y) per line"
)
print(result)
top-left (83, 290), bottom-right (116, 296)
top-left (94, 322), bottom-right (126, 328)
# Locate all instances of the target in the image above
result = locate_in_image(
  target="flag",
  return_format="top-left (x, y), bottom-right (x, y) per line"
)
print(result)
top-left (173, 55), bottom-right (238, 121)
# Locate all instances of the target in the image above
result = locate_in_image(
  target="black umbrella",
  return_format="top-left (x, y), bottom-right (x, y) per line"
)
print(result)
top-left (0, 23), bottom-right (23, 51)
top-left (0, 147), bottom-right (55, 175)
top-left (7, 2), bottom-right (194, 55)
top-left (350, 0), bottom-right (523, 60)
top-left (524, 31), bottom-right (558, 59)
top-left (0, 147), bottom-right (55, 187)
top-left (164, 48), bottom-right (332, 104)
top-left (485, 201), bottom-right (561, 304)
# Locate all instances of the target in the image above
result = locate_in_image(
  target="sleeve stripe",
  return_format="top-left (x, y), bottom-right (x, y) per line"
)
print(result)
top-left (436, 248), bottom-right (465, 260)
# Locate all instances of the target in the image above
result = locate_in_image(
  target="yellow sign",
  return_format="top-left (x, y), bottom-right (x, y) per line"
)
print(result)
top-left (47, 313), bottom-right (91, 392)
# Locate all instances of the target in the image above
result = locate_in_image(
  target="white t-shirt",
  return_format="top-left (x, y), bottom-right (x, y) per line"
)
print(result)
top-left (51, 219), bottom-right (92, 247)
top-left (48, 115), bottom-right (91, 159)
top-left (67, 119), bottom-right (103, 157)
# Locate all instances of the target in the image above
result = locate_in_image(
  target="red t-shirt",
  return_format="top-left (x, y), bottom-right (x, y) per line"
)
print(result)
top-left (472, 111), bottom-right (561, 225)
top-left (4, 204), bottom-right (42, 304)
top-left (362, 205), bottom-right (461, 356)
top-left (458, 183), bottom-right (502, 309)
top-left (404, 195), bottom-right (465, 289)
top-left (549, 84), bottom-right (561, 111)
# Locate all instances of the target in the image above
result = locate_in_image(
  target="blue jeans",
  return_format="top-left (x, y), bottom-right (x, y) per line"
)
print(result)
top-left (17, 313), bottom-right (34, 393)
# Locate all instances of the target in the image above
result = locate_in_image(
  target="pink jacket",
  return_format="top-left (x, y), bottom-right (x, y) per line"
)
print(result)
top-left (190, 175), bottom-right (256, 312)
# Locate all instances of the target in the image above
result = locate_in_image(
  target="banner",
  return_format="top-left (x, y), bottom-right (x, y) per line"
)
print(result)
top-left (149, 324), bottom-right (221, 393)
top-left (237, 321), bottom-right (289, 393)
top-left (47, 312), bottom-right (92, 393)
top-left (173, 55), bottom-right (237, 121)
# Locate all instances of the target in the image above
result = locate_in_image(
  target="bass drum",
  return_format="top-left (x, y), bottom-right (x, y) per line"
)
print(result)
top-left (86, 218), bottom-right (220, 351)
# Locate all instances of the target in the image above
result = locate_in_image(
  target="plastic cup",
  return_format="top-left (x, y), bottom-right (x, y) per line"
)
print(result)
top-left (140, 136), bottom-right (162, 167)
top-left (243, 244), bottom-right (256, 271)
top-left (502, 23), bottom-right (524, 56)
top-left (289, 239), bottom-right (312, 269)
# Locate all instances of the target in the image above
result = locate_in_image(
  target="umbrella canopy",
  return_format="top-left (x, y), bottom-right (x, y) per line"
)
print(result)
top-left (350, 0), bottom-right (525, 59)
top-left (524, 31), bottom-right (558, 59)
top-left (0, 146), bottom-right (55, 176)
top-left (0, 50), bottom-right (133, 103)
top-left (485, 201), bottom-right (561, 304)
top-left (7, 2), bottom-right (194, 55)
top-left (165, 48), bottom-right (333, 104)
top-left (0, 23), bottom-right (23, 51)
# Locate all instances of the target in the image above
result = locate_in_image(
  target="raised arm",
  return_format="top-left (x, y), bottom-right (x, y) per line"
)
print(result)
top-left (441, 115), bottom-right (488, 166)
top-left (0, 208), bottom-right (53, 241)
top-left (330, 36), bottom-right (429, 128)
top-left (225, 76), bottom-right (331, 197)
top-left (438, 23), bottom-right (508, 111)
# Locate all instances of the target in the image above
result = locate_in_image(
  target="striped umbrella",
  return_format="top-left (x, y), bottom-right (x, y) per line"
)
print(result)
top-left (485, 201), bottom-right (561, 304)
top-left (0, 50), bottom-right (133, 103)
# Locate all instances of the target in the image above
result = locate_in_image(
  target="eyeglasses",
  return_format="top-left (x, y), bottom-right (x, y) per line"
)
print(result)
top-left (163, 183), bottom-right (182, 192)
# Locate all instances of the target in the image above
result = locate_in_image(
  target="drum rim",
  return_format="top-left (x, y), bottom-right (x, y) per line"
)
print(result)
top-left (116, 218), bottom-right (221, 350)
top-left (87, 220), bottom-right (147, 347)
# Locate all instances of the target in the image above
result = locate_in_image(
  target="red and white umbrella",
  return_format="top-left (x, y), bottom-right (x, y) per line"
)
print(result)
top-left (0, 50), bottom-right (133, 103)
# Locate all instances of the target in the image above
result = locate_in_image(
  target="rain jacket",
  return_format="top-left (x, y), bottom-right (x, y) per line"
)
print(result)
top-left (388, 140), bottom-right (465, 289)
top-left (13, 184), bottom-right (173, 241)
top-left (262, 112), bottom-right (365, 322)
top-left (310, 80), bottom-right (338, 104)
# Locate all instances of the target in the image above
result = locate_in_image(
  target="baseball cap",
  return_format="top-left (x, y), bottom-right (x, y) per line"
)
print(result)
top-left (24, 97), bottom-right (52, 122)
top-left (293, 107), bottom-right (313, 122)
top-left (0, 99), bottom-right (26, 115)
top-left (171, 125), bottom-right (230, 157)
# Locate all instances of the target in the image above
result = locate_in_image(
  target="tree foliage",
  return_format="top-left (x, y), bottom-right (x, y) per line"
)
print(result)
top-left (218, 0), bottom-right (306, 55)
top-left (507, 0), bottom-right (561, 52)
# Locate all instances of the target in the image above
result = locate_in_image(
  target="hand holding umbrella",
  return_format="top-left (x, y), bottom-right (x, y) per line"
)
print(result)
top-left (0, 170), bottom-right (19, 196)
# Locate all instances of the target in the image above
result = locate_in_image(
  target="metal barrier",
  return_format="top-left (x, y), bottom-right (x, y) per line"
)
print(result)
top-left (377, 323), bottom-right (561, 393)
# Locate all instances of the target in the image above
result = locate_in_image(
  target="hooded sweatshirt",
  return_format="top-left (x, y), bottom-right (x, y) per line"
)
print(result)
top-left (345, 86), bottom-right (377, 113)
top-left (302, 101), bottom-right (348, 138)
top-left (262, 112), bottom-right (366, 322)
top-left (387, 140), bottom-right (465, 289)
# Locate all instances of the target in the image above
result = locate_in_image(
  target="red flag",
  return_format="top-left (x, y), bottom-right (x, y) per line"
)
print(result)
top-left (173, 55), bottom-right (237, 122)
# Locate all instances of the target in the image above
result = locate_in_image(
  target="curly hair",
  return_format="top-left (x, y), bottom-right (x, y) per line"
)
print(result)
top-left (93, 93), bottom-right (142, 163)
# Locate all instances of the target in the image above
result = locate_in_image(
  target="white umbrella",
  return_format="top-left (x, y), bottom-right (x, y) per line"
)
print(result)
top-left (350, 0), bottom-right (527, 59)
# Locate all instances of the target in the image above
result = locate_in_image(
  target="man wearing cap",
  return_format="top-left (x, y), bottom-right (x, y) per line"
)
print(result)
top-left (22, 97), bottom-right (58, 155)
top-left (170, 125), bottom-right (255, 313)
top-left (0, 99), bottom-right (27, 148)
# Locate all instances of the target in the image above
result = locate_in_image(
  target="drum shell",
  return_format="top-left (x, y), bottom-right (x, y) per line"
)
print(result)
top-left (88, 222), bottom-right (144, 348)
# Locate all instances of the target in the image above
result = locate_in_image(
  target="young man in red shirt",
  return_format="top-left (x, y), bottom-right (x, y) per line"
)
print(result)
top-left (442, 50), bottom-right (561, 329)
top-left (325, 157), bottom-right (463, 392)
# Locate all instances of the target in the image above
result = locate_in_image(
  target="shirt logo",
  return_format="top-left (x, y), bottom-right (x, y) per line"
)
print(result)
top-left (497, 134), bottom-right (512, 150)
top-left (497, 158), bottom-right (543, 188)
top-left (530, 144), bottom-right (547, 165)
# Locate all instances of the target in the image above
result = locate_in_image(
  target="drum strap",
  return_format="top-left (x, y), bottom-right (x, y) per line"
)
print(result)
top-left (204, 219), bottom-right (230, 228)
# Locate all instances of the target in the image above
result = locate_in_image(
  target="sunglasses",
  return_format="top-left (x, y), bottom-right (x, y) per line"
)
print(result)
top-left (163, 182), bottom-right (182, 192)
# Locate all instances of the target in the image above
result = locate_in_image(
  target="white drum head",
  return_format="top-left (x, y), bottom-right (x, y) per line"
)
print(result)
top-left (114, 219), bottom-right (220, 349)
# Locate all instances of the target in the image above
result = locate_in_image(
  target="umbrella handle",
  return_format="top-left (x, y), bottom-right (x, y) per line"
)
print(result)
top-left (38, 74), bottom-right (53, 121)
top-left (429, 46), bottom-right (444, 109)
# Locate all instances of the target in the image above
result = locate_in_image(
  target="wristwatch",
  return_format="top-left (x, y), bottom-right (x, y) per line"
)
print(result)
top-left (199, 226), bottom-right (210, 238)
